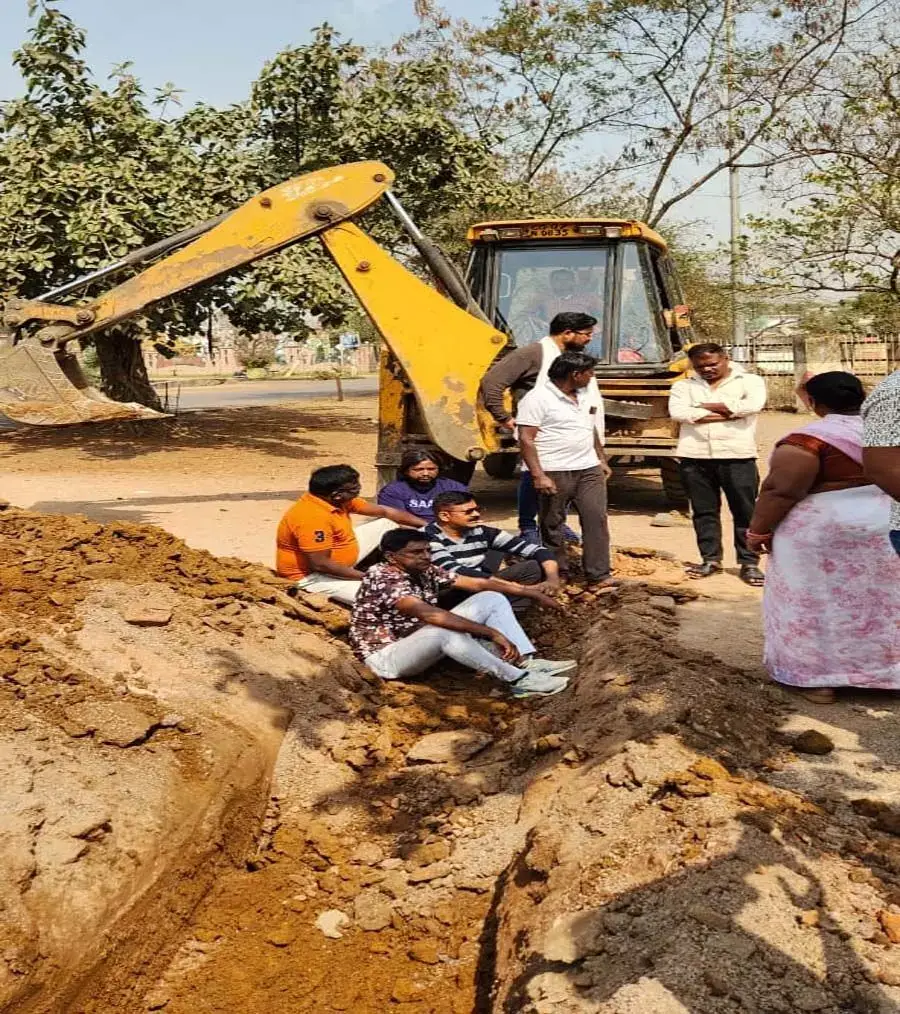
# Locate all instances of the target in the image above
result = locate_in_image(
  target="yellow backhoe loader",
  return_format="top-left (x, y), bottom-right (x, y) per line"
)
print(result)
top-left (0, 160), bottom-right (694, 500)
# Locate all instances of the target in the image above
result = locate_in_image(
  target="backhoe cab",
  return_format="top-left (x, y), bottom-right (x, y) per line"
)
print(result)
top-left (377, 217), bottom-right (695, 484)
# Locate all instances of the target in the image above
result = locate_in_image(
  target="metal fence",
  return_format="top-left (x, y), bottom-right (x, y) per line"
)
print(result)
top-left (746, 335), bottom-right (899, 410)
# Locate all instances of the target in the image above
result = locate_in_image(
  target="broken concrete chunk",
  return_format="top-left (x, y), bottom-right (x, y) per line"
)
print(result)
top-left (67, 700), bottom-right (156, 747)
top-left (122, 606), bottom-right (172, 627)
top-left (406, 729), bottom-right (493, 764)
top-left (315, 909), bottom-right (350, 939)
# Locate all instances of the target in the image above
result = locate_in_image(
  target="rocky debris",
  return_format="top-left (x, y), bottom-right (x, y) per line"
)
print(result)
top-left (408, 940), bottom-right (440, 964)
top-left (406, 729), bottom-right (493, 764)
top-left (878, 910), bottom-right (900, 944)
top-left (648, 594), bottom-right (677, 614)
top-left (315, 909), bottom-right (350, 939)
top-left (0, 508), bottom-right (347, 632)
top-left (793, 729), bottom-right (835, 755)
top-left (66, 700), bottom-right (157, 747)
top-left (350, 842), bottom-right (385, 867)
top-left (353, 889), bottom-right (393, 931)
top-left (122, 606), bottom-right (172, 627)
top-left (265, 923), bottom-right (298, 948)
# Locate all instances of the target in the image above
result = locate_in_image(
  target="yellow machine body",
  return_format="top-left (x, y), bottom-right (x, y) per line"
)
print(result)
top-left (0, 164), bottom-right (694, 500)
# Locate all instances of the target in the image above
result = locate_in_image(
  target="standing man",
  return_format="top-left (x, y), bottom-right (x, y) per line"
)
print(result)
top-left (275, 464), bottom-right (424, 604)
top-left (350, 529), bottom-right (574, 697)
top-left (668, 343), bottom-right (767, 586)
top-left (516, 352), bottom-right (614, 588)
top-left (479, 311), bottom-right (598, 543)
top-left (862, 368), bottom-right (900, 556)
top-left (425, 490), bottom-right (560, 613)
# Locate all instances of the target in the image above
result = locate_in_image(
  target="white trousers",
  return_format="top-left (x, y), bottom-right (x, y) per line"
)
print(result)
top-left (364, 591), bottom-right (535, 682)
top-left (296, 517), bottom-right (397, 604)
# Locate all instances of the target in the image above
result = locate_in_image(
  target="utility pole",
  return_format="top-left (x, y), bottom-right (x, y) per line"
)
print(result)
top-left (725, 0), bottom-right (746, 358)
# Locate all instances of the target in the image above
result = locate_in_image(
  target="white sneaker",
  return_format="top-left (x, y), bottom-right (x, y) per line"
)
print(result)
top-left (509, 672), bottom-right (570, 699)
top-left (523, 657), bottom-right (577, 676)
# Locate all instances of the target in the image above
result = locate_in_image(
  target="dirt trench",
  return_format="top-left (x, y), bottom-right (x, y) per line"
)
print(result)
top-left (3, 510), bottom-right (900, 1014)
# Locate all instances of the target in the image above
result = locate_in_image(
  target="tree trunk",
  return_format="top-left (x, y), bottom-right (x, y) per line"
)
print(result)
top-left (93, 327), bottom-right (163, 411)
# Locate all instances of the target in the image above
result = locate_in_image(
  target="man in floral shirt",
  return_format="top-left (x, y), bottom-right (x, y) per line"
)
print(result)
top-left (349, 529), bottom-right (576, 698)
top-left (863, 369), bottom-right (900, 556)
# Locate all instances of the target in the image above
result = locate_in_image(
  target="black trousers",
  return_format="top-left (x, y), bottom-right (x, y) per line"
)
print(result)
top-left (679, 458), bottom-right (760, 566)
top-left (439, 557), bottom-right (543, 616)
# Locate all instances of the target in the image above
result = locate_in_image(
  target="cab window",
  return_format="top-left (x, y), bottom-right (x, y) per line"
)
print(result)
top-left (496, 246), bottom-right (610, 360)
top-left (614, 243), bottom-right (668, 365)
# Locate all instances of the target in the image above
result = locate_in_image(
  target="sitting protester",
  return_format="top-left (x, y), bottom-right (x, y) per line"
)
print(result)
top-left (376, 449), bottom-right (470, 523)
top-left (276, 463), bottom-right (424, 604)
top-left (350, 529), bottom-right (575, 697)
top-left (425, 490), bottom-right (560, 613)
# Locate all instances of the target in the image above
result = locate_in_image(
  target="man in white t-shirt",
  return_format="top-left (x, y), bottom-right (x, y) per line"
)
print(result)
top-left (516, 351), bottom-right (614, 586)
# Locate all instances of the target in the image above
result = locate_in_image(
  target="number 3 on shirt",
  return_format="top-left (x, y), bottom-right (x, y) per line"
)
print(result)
top-left (313, 530), bottom-right (326, 543)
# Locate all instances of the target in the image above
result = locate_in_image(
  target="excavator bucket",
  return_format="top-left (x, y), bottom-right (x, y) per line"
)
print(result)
top-left (0, 337), bottom-right (165, 426)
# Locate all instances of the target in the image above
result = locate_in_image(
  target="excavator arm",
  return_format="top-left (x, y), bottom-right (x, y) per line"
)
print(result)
top-left (0, 161), bottom-right (507, 461)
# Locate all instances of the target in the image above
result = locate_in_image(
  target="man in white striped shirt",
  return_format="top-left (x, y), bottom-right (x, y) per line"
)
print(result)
top-left (424, 490), bottom-right (560, 613)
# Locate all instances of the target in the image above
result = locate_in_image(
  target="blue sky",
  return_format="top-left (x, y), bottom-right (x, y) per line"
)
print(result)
top-left (0, 0), bottom-right (754, 243)
top-left (0, 0), bottom-right (493, 106)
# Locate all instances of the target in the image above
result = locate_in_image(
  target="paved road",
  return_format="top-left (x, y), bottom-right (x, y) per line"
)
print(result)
top-left (0, 377), bottom-right (379, 428)
top-left (162, 377), bottom-right (378, 411)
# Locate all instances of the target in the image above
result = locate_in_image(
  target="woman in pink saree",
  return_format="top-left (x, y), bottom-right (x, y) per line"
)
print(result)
top-left (747, 372), bottom-right (900, 703)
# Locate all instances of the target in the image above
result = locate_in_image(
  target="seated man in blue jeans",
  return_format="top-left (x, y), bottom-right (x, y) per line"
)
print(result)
top-left (863, 369), bottom-right (900, 556)
top-left (350, 529), bottom-right (574, 698)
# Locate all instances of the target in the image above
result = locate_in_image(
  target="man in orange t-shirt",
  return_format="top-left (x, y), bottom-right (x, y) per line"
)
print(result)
top-left (276, 463), bottom-right (424, 603)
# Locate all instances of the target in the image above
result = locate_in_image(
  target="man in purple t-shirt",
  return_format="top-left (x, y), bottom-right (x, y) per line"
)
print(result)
top-left (377, 450), bottom-right (469, 523)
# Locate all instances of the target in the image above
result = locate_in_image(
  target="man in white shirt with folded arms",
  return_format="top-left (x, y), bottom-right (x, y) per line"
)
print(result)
top-left (668, 343), bottom-right (768, 586)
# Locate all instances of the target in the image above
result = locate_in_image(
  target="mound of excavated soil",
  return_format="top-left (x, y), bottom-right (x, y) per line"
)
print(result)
top-left (0, 509), bottom-right (348, 632)
top-left (0, 509), bottom-right (357, 1014)
top-left (4, 509), bottom-right (899, 1014)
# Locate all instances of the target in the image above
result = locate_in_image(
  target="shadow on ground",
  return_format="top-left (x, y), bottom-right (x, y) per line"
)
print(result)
top-left (0, 404), bottom-right (376, 462)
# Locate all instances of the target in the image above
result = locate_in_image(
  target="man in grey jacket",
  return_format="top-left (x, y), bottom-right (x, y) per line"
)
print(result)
top-left (479, 311), bottom-right (596, 542)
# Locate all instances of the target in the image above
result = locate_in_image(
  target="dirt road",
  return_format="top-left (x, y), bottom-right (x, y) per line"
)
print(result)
top-left (0, 395), bottom-right (795, 589)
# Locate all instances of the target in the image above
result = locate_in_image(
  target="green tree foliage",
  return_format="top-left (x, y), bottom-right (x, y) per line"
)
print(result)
top-left (0, 6), bottom-right (524, 405)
